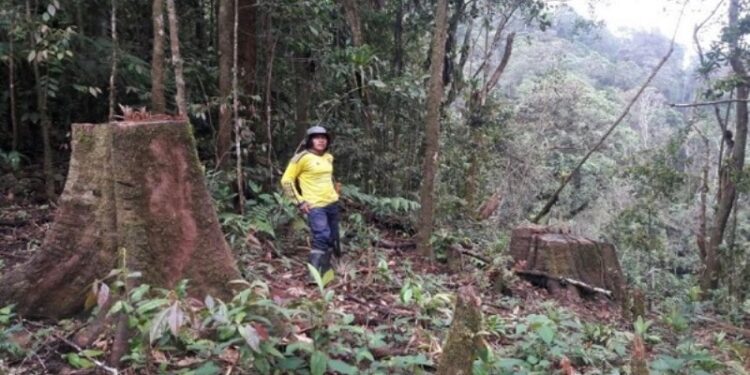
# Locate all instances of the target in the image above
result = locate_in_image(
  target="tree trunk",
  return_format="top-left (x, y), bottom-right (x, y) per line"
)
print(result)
top-left (392, 0), bottom-right (404, 75)
top-left (415, 0), bottom-right (448, 257)
top-left (437, 286), bottom-right (482, 375)
top-left (216, 0), bottom-right (233, 168)
top-left (233, 0), bottom-right (245, 212)
top-left (238, 0), bottom-right (258, 98)
top-left (703, 0), bottom-right (749, 290)
top-left (26, 0), bottom-right (55, 201)
top-left (166, 0), bottom-right (188, 116)
top-left (108, 0), bottom-right (118, 120)
top-left (151, 0), bottom-right (166, 113)
top-left (9, 13), bottom-right (19, 151)
top-left (0, 120), bottom-right (241, 318)
top-left (32, 56), bottom-right (55, 202)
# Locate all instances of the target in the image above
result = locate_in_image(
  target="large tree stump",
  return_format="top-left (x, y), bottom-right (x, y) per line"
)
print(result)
top-left (0, 120), bottom-right (240, 318)
top-left (509, 224), bottom-right (626, 300)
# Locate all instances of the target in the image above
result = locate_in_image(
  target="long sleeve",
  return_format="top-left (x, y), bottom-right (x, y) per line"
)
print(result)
top-left (280, 154), bottom-right (304, 204)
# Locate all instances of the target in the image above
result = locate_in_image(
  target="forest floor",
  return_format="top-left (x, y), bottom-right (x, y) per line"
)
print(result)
top-left (0, 198), bottom-right (749, 374)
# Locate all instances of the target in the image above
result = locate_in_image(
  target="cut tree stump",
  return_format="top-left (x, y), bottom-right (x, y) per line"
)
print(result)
top-left (0, 120), bottom-right (241, 318)
top-left (509, 224), bottom-right (625, 300)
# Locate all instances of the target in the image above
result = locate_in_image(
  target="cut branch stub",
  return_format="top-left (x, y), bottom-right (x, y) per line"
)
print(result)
top-left (0, 120), bottom-right (240, 318)
top-left (437, 285), bottom-right (483, 375)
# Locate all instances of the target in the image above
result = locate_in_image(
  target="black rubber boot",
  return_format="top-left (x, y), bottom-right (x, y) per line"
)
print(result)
top-left (331, 239), bottom-right (342, 258)
top-left (308, 249), bottom-right (331, 275)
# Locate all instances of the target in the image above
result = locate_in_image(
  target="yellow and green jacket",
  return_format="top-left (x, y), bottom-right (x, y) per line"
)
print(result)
top-left (280, 151), bottom-right (339, 208)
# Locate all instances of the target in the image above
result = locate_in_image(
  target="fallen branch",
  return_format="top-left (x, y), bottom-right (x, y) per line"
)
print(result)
top-left (532, 18), bottom-right (679, 223)
top-left (694, 315), bottom-right (750, 339)
top-left (374, 239), bottom-right (416, 250)
top-left (454, 247), bottom-right (491, 265)
top-left (0, 218), bottom-right (29, 227)
top-left (54, 333), bottom-right (119, 374)
top-left (515, 269), bottom-right (612, 297)
top-left (670, 99), bottom-right (750, 108)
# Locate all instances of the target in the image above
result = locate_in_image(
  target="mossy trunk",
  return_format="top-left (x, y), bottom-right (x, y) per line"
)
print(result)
top-left (0, 120), bottom-right (240, 318)
top-left (437, 286), bottom-right (482, 375)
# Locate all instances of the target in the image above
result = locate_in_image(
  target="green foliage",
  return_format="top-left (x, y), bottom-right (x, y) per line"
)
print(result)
top-left (342, 185), bottom-right (420, 218)
top-left (0, 150), bottom-right (23, 171)
top-left (0, 305), bottom-right (23, 359)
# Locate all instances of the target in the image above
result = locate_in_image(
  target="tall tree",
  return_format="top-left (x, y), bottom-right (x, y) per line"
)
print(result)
top-left (108, 0), bottom-right (118, 120)
top-left (151, 0), bottom-right (166, 113)
top-left (166, 0), bottom-right (187, 116)
top-left (27, 0), bottom-right (55, 201)
top-left (216, 0), bottom-right (233, 167)
top-left (8, 10), bottom-right (19, 151)
top-left (703, 0), bottom-right (749, 290)
top-left (416, 0), bottom-right (449, 257)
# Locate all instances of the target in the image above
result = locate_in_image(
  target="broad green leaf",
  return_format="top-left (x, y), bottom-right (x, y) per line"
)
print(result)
top-left (193, 361), bottom-right (221, 375)
top-left (322, 269), bottom-right (335, 287)
top-left (369, 79), bottom-right (386, 89)
top-left (238, 324), bottom-right (260, 351)
top-left (167, 303), bottom-right (185, 336)
top-left (328, 359), bottom-right (358, 375)
top-left (311, 350), bottom-right (327, 375)
top-left (537, 325), bottom-right (555, 345)
top-left (136, 298), bottom-right (169, 314)
top-left (307, 264), bottom-right (325, 295)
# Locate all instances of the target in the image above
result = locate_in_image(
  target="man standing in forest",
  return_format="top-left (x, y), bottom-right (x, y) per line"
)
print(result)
top-left (281, 125), bottom-right (341, 275)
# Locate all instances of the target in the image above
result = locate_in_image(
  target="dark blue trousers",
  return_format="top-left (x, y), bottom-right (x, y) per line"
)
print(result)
top-left (307, 203), bottom-right (340, 254)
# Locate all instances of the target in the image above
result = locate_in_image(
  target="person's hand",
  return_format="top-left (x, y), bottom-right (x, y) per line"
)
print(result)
top-left (298, 202), bottom-right (311, 214)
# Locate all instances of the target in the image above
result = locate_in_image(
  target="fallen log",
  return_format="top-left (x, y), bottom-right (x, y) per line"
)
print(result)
top-left (515, 269), bottom-right (613, 297)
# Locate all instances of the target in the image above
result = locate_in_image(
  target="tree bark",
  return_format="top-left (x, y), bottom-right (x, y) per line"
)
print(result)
top-left (0, 120), bottom-right (241, 318)
top-left (392, 0), bottom-right (404, 75)
top-left (27, 0), bottom-right (55, 201)
top-left (238, 0), bottom-right (258, 98)
top-left (437, 286), bottom-right (482, 375)
top-left (340, 0), bottom-right (363, 46)
top-left (233, 0), bottom-right (245, 212)
top-left (702, 0), bottom-right (749, 290)
top-left (216, 0), bottom-right (233, 168)
top-left (166, 0), bottom-right (188, 117)
top-left (9, 12), bottom-right (19, 151)
top-left (415, 0), bottom-right (448, 257)
top-left (150, 0), bottom-right (166, 113)
top-left (108, 0), bottom-right (118, 120)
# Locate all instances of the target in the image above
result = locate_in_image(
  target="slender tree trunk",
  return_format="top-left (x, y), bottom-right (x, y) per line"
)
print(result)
top-left (392, 0), bottom-right (404, 75)
top-left (9, 13), bottom-right (19, 151)
top-left (238, 0), bottom-right (257, 100)
top-left (416, 0), bottom-right (449, 257)
top-left (151, 0), bottom-right (166, 113)
top-left (233, 0), bottom-right (244, 213)
top-left (166, 0), bottom-right (188, 116)
top-left (702, 0), bottom-right (749, 290)
top-left (697, 134), bottom-right (709, 264)
top-left (108, 0), bottom-right (118, 120)
top-left (464, 33), bottom-right (515, 210)
top-left (27, 0), bottom-right (55, 201)
top-left (216, 0), bottom-right (233, 168)
top-left (264, 35), bottom-right (277, 183)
